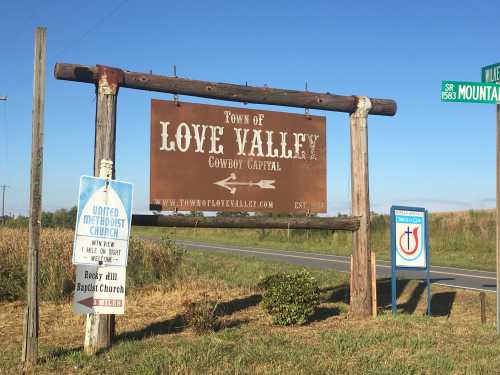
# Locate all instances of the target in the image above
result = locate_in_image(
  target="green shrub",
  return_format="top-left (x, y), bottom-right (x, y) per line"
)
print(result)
top-left (0, 263), bottom-right (25, 301)
top-left (127, 235), bottom-right (185, 288)
top-left (182, 293), bottom-right (220, 334)
top-left (258, 270), bottom-right (320, 326)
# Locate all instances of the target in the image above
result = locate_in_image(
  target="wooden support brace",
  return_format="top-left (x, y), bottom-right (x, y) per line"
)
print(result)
top-left (132, 214), bottom-right (360, 231)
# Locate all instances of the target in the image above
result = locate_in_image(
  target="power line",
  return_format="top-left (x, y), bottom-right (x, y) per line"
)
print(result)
top-left (54, 0), bottom-right (131, 59)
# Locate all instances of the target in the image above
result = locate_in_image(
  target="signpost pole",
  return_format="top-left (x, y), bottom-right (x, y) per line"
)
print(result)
top-left (391, 208), bottom-right (397, 315)
top-left (349, 96), bottom-right (372, 319)
top-left (497, 103), bottom-right (500, 334)
top-left (22, 26), bottom-right (46, 370)
top-left (426, 210), bottom-right (431, 316)
top-left (84, 65), bottom-right (123, 355)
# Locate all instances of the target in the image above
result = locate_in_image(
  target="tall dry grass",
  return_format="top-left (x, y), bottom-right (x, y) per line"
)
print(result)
top-left (0, 228), bottom-right (184, 302)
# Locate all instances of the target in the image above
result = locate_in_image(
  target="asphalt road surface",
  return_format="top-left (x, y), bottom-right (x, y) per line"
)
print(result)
top-left (176, 239), bottom-right (497, 293)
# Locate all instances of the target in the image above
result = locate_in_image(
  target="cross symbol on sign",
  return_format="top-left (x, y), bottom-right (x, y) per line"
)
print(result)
top-left (404, 226), bottom-right (412, 251)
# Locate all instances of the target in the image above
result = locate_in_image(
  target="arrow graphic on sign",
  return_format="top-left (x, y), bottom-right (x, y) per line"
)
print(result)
top-left (213, 173), bottom-right (276, 194)
top-left (78, 297), bottom-right (123, 308)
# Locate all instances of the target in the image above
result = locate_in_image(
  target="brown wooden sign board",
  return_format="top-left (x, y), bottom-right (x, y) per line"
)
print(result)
top-left (150, 99), bottom-right (326, 213)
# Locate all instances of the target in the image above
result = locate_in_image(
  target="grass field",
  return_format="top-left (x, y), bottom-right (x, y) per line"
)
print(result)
top-left (133, 209), bottom-right (497, 271)
top-left (1, 239), bottom-right (499, 374)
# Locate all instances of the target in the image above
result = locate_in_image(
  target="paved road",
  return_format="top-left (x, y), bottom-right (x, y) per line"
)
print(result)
top-left (176, 239), bottom-right (497, 293)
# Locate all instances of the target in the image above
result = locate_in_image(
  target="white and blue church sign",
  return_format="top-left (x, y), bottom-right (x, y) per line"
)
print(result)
top-left (393, 208), bottom-right (428, 269)
top-left (390, 206), bottom-right (431, 315)
top-left (73, 176), bottom-right (133, 267)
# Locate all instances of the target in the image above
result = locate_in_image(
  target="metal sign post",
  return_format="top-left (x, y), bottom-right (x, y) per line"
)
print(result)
top-left (496, 103), bottom-right (500, 334)
top-left (481, 64), bottom-right (500, 335)
top-left (441, 64), bottom-right (500, 333)
top-left (390, 206), bottom-right (431, 316)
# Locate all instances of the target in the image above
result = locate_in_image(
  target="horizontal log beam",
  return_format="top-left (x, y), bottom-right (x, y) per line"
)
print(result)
top-left (132, 214), bottom-right (360, 231)
top-left (54, 63), bottom-right (396, 116)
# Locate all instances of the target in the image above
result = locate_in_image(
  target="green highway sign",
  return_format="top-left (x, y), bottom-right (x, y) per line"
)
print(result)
top-left (441, 80), bottom-right (500, 104)
top-left (482, 62), bottom-right (500, 83)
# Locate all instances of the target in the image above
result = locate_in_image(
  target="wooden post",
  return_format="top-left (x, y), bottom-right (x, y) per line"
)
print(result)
top-left (349, 255), bottom-right (353, 305)
top-left (497, 103), bottom-right (500, 334)
top-left (371, 252), bottom-right (377, 318)
top-left (132, 214), bottom-right (360, 231)
top-left (22, 26), bottom-right (46, 370)
top-left (84, 65), bottom-right (123, 355)
top-left (480, 291), bottom-right (487, 324)
top-left (349, 96), bottom-right (372, 319)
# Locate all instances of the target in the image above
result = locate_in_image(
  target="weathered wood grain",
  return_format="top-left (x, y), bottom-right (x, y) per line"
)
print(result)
top-left (349, 97), bottom-right (372, 319)
top-left (132, 214), bottom-right (360, 231)
top-left (54, 63), bottom-right (397, 116)
top-left (84, 65), bottom-right (123, 355)
top-left (22, 26), bottom-right (46, 370)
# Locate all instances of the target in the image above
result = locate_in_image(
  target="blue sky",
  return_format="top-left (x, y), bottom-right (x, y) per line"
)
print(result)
top-left (1, 0), bottom-right (499, 215)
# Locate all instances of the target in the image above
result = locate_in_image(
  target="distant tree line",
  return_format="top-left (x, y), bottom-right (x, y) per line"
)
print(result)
top-left (3, 207), bottom-right (77, 228)
top-left (2, 207), bottom-right (331, 229)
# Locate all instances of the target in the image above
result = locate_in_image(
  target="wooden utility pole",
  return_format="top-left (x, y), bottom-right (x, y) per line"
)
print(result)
top-left (349, 96), bottom-right (372, 319)
top-left (497, 103), bottom-right (500, 334)
top-left (0, 97), bottom-right (8, 225)
top-left (22, 26), bottom-right (46, 370)
top-left (84, 65), bottom-right (123, 355)
top-left (1, 185), bottom-right (9, 224)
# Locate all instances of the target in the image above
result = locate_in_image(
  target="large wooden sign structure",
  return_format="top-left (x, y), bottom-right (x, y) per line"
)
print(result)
top-left (54, 62), bottom-right (397, 354)
top-left (150, 100), bottom-right (327, 213)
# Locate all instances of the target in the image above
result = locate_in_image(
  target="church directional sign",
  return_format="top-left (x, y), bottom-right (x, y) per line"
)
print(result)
top-left (73, 175), bottom-right (133, 267)
top-left (390, 206), bottom-right (431, 315)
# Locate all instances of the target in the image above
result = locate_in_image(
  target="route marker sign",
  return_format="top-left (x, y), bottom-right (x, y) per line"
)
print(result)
top-left (441, 80), bottom-right (500, 104)
top-left (73, 265), bottom-right (126, 314)
top-left (482, 62), bottom-right (500, 83)
top-left (150, 100), bottom-right (327, 213)
top-left (390, 206), bottom-right (431, 315)
top-left (73, 176), bottom-right (133, 267)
